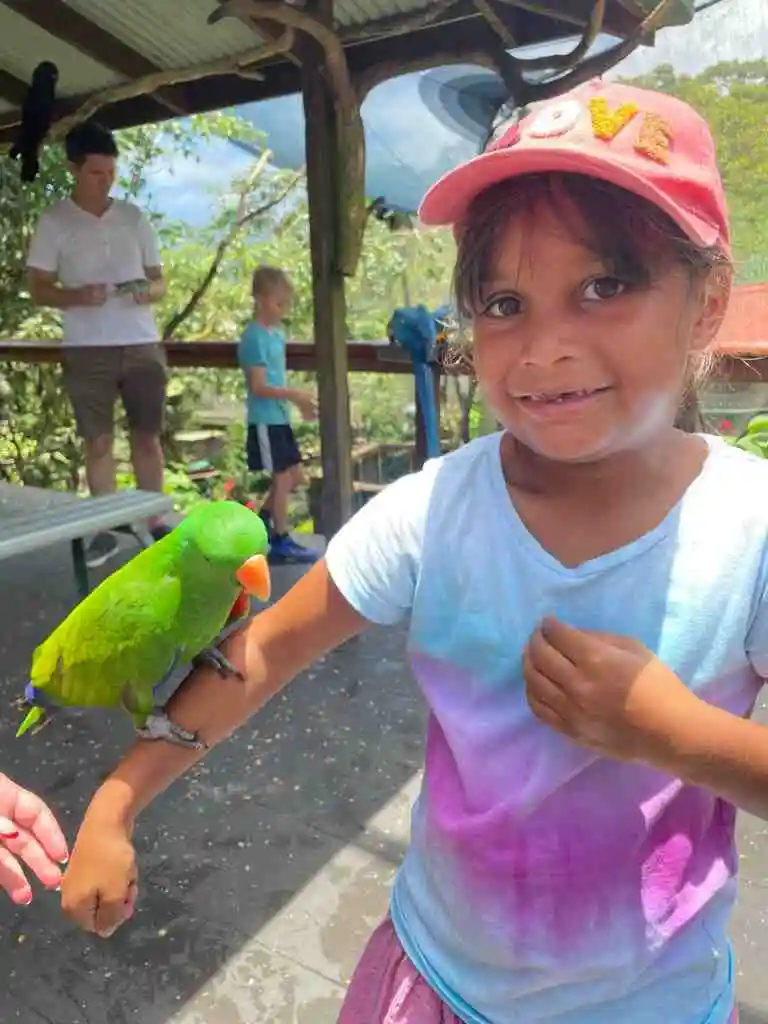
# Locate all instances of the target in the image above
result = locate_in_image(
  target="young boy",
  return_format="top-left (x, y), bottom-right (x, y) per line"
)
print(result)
top-left (238, 266), bottom-right (318, 565)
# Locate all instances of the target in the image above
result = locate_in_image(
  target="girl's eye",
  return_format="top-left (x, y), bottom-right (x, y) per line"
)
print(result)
top-left (482, 295), bottom-right (521, 318)
top-left (583, 276), bottom-right (627, 301)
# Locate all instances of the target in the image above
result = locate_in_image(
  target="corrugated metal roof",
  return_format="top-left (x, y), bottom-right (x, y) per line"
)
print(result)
top-left (334, 0), bottom-right (433, 29)
top-left (0, 0), bottom-right (709, 143)
top-left (0, 5), bottom-right (120, 98)
top-left (716, 283), bottom-right (768, 358)
top-left (62, 0), bottom-right (258, 71)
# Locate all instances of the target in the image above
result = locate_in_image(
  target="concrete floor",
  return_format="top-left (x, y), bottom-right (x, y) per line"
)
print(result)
top-left (1, 532), bottom-right (768, 1023)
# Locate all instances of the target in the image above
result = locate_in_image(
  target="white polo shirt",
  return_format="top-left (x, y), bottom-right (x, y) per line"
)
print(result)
top-left (26, 197), bottom-right (162, 347)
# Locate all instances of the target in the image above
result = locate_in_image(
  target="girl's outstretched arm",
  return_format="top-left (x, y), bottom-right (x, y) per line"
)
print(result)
top-left (60, 559), bottom-right (368, 936)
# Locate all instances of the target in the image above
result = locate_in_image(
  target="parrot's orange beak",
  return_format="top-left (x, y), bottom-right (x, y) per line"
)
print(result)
top-left (236, 554), bottom-right (271, 602)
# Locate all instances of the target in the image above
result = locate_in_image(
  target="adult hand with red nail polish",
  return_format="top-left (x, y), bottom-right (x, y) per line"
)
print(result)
top-left (0, 772), bottom-right (69, 906)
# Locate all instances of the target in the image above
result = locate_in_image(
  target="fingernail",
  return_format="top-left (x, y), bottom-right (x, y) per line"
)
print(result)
top-left (58, 854), bottom-right (69, 865)
top-left (0, 831), bottom-right (19, 840)
top-left (19, 893), bottom-right (32, 906)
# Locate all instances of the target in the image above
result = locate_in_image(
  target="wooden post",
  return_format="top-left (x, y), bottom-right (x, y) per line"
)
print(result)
top-left (301, 1), bottom-right (353, 538)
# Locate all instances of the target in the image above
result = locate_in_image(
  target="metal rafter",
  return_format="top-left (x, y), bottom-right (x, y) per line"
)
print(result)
top-left (0, 0), bottom-right (187, 116)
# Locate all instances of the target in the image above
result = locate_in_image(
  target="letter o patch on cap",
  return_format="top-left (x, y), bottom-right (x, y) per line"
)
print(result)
top-left (527, 99), bottom-right (581, 139)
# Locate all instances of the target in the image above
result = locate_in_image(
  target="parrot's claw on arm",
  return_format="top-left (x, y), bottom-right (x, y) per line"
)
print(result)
top-left (192, 645), bottom-right (245, 682)
top-left (135, 710), bottom-right (208, 750)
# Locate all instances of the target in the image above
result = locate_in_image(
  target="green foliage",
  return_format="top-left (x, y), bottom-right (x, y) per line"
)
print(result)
top-left (725, 413), bottom-right (768, 457)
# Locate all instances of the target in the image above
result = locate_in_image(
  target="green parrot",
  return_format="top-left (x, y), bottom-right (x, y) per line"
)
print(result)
top-left (16, 500), bottom-right (271, 749)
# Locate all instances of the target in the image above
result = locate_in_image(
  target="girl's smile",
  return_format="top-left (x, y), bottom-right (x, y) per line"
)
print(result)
top-left (514, 385), bottom-right (613, 420)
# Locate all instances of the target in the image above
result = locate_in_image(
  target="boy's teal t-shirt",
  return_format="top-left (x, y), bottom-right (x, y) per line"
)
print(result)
top-left (238, 321), bottom-right (290, 426)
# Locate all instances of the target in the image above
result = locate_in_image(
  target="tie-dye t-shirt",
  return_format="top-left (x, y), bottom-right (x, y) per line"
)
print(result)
top-left (324, 432), bottom-right (768, 1024)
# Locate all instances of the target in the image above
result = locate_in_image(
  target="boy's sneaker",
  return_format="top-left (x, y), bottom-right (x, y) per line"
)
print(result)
top-left (85, 531), bottom-right (120, 569)
top-left (259, 509), bottom-right (274, 541)
top-left (268, 535), bottom-right (319, 565)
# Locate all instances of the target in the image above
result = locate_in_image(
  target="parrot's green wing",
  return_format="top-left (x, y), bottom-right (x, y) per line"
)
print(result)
top-left (30, 572), bottom-right (183, 715)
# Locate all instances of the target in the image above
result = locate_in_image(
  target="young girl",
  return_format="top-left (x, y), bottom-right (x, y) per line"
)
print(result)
top-left (59, 80), bottom-right (765, 1023)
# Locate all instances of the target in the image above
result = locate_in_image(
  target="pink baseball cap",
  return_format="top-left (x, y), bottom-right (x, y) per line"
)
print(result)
top-left (419, 78), bottom-right (730, 252)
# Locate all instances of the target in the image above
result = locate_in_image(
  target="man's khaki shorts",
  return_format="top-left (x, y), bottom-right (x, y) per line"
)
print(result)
top-left (61, 343), bottom-right (167, 441)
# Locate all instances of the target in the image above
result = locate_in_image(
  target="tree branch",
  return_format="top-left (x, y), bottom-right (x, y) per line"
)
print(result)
top-left (49, 31), bottom-right (295, 140)
top-left (211, 0), bottom-right (366, 275)
top-left (162, 159), bottom-right (305, 340)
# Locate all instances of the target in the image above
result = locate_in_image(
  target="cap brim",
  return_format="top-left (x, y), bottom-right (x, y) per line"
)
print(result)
top-left (418, 145), bottom-right (720, 249)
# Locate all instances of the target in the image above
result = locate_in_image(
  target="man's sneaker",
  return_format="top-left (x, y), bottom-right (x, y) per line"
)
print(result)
top-left (85, 531), bottom-right (120, 569)
top-left (149, 521), bottom-right (174, 542)
top-left (268, 535), bottom-right (319, 565)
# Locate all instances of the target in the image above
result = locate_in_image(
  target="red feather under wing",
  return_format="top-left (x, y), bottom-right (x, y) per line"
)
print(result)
top-left (228, 588), bottom-right (250, 623)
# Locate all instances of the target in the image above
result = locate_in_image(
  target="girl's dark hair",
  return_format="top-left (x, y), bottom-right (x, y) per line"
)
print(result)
top-left (64, 120), bottom-right (118, 165)
top-left (453, 171), bottom-right (731, 318)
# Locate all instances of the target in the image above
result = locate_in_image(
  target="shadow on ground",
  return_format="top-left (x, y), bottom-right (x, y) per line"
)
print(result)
top-left (740, 1008), bottom-right (768, 1024)
top-left (0, 536), bottom-right (425, 1023)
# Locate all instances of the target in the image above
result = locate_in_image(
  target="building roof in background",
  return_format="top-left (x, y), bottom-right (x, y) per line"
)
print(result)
top-left (717, 283), bottom-right (768, 358)
top-left (0, 0), bottom-right (704, 145)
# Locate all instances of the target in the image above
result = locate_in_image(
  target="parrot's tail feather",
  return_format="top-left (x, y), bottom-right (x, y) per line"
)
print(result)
top-left (16, 705), bottom-right (47, 738)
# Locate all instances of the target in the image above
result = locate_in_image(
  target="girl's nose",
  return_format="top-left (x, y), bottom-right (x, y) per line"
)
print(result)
top-left (517, 321), bottom-right (578, 367)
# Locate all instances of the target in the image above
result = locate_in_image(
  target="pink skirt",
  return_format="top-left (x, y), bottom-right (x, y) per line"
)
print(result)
top-left (338, 917), bottom-right (739, 1023)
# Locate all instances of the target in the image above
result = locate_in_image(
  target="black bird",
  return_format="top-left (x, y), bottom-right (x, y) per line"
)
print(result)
top-left (9, 61), bottom-right (59, 183)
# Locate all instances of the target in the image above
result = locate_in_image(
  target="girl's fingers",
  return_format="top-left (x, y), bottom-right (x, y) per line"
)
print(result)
top-left (0, 847), bottom-right (32, 905)
top-left (96, 880), bottom-right (139, 939)
top-left (12, 788), bottom-right (69, 865)
top-left (124, 879), bottom-right (139, 916)
top-left (528, 628), bottom-right (579, 686)
top-left (0, 816), bottom-right (62, 891)
top-left (523, 651), bottom-right (572, 730)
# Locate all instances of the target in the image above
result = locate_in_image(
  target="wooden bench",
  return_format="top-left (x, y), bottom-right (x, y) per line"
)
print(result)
top-left (0, 484), bottom-right (172, 598)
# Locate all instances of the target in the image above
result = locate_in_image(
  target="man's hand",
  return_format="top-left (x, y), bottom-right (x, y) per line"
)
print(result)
top-left (0, 773), bottom-right (69, 905)
top-left (74, 284), bottom-right (108, 307)
top-left (131, 280), bottom-right (153, 305)
top-left (523, 616), bottom-right (703, 765)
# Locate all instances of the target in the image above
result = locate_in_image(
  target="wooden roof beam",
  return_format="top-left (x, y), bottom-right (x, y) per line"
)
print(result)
top-left (0, 0), bottom-right (187, 117)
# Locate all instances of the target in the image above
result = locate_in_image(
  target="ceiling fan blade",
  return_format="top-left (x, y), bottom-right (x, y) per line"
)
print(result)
top-left (417, 66), bottom-right (509, 144)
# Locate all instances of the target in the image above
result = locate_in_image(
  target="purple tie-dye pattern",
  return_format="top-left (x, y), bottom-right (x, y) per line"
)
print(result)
top-left (410, 649), bottom-right (745, 966)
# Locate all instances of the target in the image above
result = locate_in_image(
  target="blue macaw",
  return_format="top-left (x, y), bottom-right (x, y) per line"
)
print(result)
top-left (388, 304), bottom-right (452, 460)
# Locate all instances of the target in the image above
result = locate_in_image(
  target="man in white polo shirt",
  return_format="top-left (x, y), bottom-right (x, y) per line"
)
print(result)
top-left (27, 120), bottom-right (170, 569)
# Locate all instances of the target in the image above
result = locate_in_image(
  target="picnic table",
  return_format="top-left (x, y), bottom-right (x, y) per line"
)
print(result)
top-left (0, 484), bottom-right (172, 598)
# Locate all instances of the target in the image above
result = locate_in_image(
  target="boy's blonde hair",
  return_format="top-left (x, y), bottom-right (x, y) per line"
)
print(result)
top-left (251, 265), bottom-right (292, 299)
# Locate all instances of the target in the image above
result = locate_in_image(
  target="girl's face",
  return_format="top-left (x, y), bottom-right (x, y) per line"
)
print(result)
top-left (472, 203), bottom-right (727, 464)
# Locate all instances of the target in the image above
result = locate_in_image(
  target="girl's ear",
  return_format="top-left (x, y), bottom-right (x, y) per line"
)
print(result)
top-left (690, 266), bottom-right (732, 354)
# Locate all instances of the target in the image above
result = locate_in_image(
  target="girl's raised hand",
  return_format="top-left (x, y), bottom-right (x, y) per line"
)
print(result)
top-left (523, 617), bottom-right (703, 765)
top-left (0, 773), bottom-right (69, 905)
